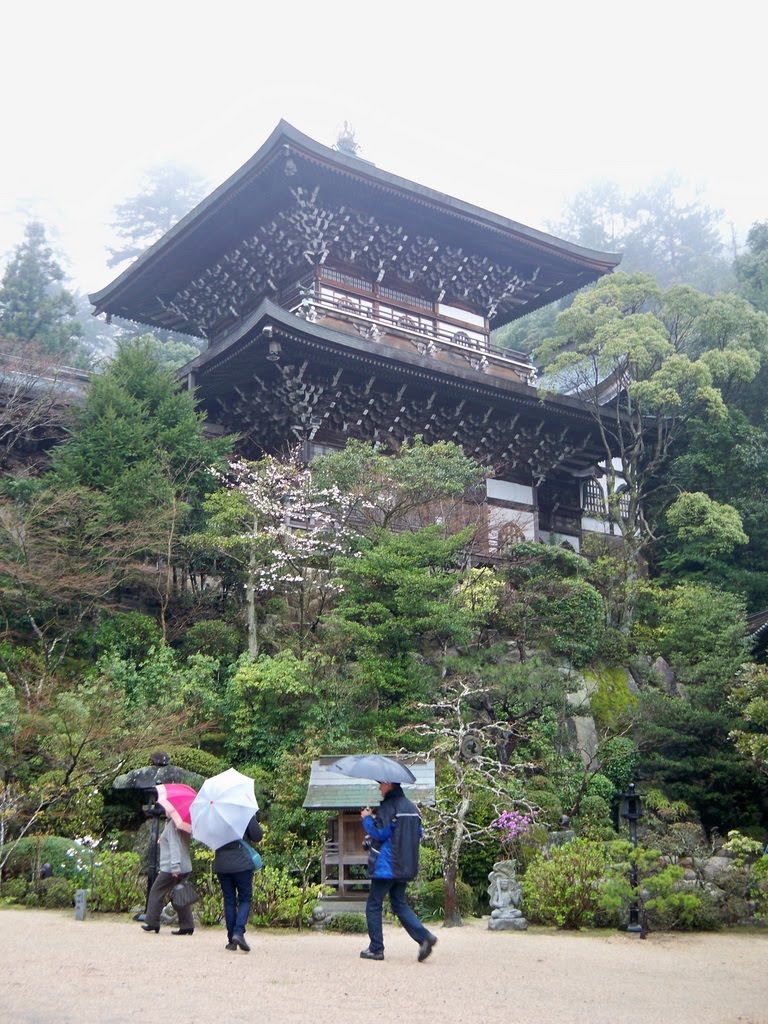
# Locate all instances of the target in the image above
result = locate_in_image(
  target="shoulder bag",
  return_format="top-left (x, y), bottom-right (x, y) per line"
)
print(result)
top-left (239, 839), bottom-right (263, 872)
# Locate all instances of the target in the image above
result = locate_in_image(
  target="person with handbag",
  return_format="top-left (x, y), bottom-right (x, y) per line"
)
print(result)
top-left (140, 816), bottom-right (195, 936)
top-left (213, 812), bottom-right (263, 952)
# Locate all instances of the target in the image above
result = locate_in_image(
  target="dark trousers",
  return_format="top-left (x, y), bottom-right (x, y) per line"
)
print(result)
top-left (217, 869), bottom-right (254, 940)
top-left (365, 878), bottom-right (432, 954)
top-left (144, 871), bottom-right (195, 930)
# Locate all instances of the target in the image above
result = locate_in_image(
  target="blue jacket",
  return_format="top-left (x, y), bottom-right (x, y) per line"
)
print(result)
top-left (362, 787), bottom-right (422, 881)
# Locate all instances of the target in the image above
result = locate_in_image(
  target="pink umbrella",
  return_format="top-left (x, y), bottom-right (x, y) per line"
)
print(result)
top-left (155, 783), bottom-right (197, 834)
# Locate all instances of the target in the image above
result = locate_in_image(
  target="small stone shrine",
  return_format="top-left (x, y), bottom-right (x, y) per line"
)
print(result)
top-left (487, 859), bottom-right (528, 931)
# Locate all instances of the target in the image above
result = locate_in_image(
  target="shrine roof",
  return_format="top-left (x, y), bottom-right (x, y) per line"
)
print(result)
top-left (303, 756), bottom-right (435, 810)
top-left (90, 121), bottom-right (621, 337)
top-left (176, 299), bottom-right (615, 478)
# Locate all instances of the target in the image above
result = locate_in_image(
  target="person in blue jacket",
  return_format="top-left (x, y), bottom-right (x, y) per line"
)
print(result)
top-left (359, 781), bottom-right (437, 962)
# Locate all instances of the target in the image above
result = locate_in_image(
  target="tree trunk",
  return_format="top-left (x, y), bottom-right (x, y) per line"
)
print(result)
top-left (443, 860), bottom-right (461, 926)
top-left (246, 523), bottom-right (258, 658)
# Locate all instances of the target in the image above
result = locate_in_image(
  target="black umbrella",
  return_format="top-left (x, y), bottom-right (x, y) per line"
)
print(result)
top-left (330, 754), bottom-right (416, 784)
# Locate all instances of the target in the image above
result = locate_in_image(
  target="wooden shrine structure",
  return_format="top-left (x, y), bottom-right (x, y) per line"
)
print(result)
top-left (303, 756), bottom-right (435, 901)
top-left (90, 121), bottom-right (622, 549)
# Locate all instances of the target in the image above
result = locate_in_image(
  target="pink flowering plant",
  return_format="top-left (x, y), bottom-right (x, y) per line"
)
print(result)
top-left (490, 809), bottom-right (536, 861)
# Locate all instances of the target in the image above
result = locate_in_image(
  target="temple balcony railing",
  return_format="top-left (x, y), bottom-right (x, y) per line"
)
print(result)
top-left (279, 276), bottom-right (537, 384)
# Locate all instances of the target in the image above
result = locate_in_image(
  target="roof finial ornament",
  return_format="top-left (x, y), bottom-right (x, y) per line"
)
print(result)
top-left (334, 121), bottom-right (360, 158)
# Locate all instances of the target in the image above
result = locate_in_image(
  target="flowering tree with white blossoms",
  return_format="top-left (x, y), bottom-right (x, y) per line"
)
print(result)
top-left (198, 449), bottom-right (363, 656)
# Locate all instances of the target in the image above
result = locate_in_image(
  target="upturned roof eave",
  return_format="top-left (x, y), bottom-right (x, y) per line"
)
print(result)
top-left (176, 298), bottom-right (609, 427)
top-left (90, 120), bottom-right (621, 312)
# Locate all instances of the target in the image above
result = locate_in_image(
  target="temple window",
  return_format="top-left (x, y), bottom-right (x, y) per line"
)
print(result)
top-left (583, 478), bottom-right (605, 516)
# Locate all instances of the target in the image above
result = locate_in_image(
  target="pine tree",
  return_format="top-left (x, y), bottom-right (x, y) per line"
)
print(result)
top-left (0, 222), bottom-right (83, 359)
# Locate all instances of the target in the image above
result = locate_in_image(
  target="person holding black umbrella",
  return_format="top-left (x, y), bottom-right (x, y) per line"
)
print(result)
top-left (359, 781), bottom-right (437, 963)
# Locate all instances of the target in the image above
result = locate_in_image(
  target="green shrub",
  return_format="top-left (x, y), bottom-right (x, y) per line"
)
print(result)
top-left (39, 876), bottom-right (75, 908)
top-left (1, 877), bottom-right (29, 902)
top-left (573, 794), bottom-right (614, 838)
top-left (601, 841), bottom-right (720, 931)
top-left (522, 839), bottom-right (608, 929)
top-left (251, 865), bottom-right (327, 928)
top-left (178, 620), bottom-right (242, 662)
top-left (325, 912), bottom-right (368, 933)
top-left (597, 737), bottom-right (641, 794)
top-left (190, 847), bottom-right (223, 926)
top-left (90, 850), bottom-right (144, 913)
top-left (752, 855), bottom-right (768, 920)
top-left (644, 865), bottom-right (720, 931)
top-left (545, 579), bottom-right (605, 667)
top-left (87, 612), bottom-right (162, 661)
top-left (594, 627), bottom-right (630, 666)
top-left (722, 829), bottom-right (765, 865)
top-left (411, 877), bottom-right (474, 921)
top-left (587, 773), bottom-right (617, 804)
top-left (3, 836), bottom-right (88, 883)
top-left (164, 746), bottom-right (225, 779)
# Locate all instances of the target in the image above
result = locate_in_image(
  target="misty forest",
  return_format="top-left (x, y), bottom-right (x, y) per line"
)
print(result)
top-left (2, 164), bottom-right (768, 932)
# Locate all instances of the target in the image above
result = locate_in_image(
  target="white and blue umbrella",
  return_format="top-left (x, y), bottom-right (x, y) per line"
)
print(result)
top-left (190, 767), bottom-right (258, 850)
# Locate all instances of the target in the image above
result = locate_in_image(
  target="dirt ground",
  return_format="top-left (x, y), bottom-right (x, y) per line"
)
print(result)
top-left (1, 908), bottom-right (767, 1024)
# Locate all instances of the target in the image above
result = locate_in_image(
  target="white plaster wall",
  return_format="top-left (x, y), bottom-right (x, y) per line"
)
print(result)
top-left (486, 478), bottom-right (534, 505)
top-left (487, 506), bottom-right (536, 548)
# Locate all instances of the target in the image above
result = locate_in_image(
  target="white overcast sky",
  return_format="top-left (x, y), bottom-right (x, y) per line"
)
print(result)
top-left (1, 0), bottom-right (763, 296)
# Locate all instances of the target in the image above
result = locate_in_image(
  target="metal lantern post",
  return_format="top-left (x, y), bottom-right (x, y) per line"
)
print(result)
top-left (620, 782), bottom-right (644, 933)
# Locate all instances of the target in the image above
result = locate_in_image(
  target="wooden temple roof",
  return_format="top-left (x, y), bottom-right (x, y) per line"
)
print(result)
top-left (89, 121), bottom-right (621, 341)
top-left (178, 298), bottom-right (612, 480)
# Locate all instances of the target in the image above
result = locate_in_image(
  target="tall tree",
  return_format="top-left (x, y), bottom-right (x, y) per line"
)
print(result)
top-left (534, 273), bottom-right (767, 614)
top-left (107, 164), bottom-right (208, 269)
top-left (552, 177), bottom-right (730, 292)
top-left (733, 221), bottom-right (768, 313)
top-left (192, 451), bottom-right (361, 657)
top-left (0, 222), bottom-right (83, 359)
top-left (51, 336), bottom-right (229, 522)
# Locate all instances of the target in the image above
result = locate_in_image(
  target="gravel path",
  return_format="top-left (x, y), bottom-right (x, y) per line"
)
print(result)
top-left (1, 908), bottom-right (766, 1024)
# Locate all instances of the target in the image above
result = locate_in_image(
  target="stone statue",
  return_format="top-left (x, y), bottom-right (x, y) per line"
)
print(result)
top-left (487, 860), bottom-right (528, 931)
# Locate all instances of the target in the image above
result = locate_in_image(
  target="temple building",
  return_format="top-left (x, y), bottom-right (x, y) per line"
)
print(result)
top-left (90, 121), bottom-right (622, 552)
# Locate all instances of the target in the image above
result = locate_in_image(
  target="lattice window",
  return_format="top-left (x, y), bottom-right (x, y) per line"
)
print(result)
top-left (617, 489), bottom-right (631, 519)
top-left (496, 520), bottom-right (526, 553)
top-left (583, 479), bottom-right (605, 516)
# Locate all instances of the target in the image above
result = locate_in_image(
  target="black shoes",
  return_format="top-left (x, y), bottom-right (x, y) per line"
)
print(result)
top-left (417, 934), bottom-right (437, 962)
top-left (360, 948), bottom-right (384, 960)
top-left (232, 932), bottom-right (251, 952)
top-left (225, 940), bottom-right (238, 951)
top-left (141, 924), bottom-right (159, 933)
top-left (172, 928), bottom-right (194, 935)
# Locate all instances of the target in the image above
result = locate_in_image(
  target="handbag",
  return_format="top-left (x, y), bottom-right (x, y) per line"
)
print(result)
top-left (170, 880), bottom-right (200, 907)
top-left (239, 840), bottom-right (263, 872)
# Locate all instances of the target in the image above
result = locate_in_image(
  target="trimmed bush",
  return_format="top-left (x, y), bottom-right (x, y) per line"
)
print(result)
top-left (251, 866), bottom-right (327, 928)
top-left (412, 877), bottom-right (474, 921)
top-left (522, 839), bottom-right (608, 929)
top-left (39, 876), bottom-right (75, 908)
top-left (325, 912), bottom-right (368, 933)
top-left (1, 877), bottom-right (29, 903)
top-left (90, 850), bottom-right (144, 913)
